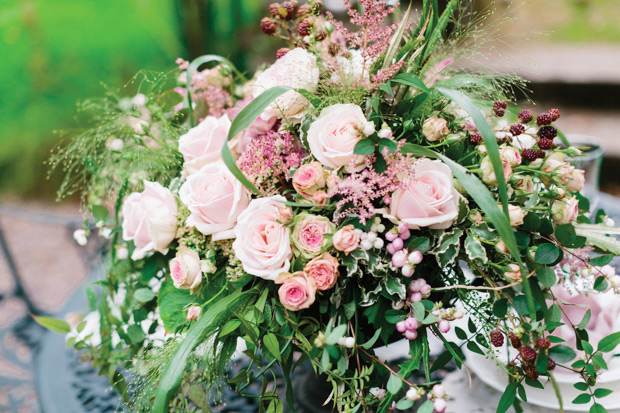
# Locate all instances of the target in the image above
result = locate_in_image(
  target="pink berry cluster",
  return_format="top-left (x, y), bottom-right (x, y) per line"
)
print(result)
top-left (395, 315), bottom-right (419, 340)
top-left (432, 307), bottom-right (464, 334)
top-left (394, 279), bottom-right (432, 340)
top-left (386, 222), bottom-right (424, 277)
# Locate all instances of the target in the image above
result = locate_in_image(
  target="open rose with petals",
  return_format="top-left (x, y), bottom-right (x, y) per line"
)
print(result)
top-left (292, 161), bottom-right (326, 198)
top-left (551, 196), bottom-right (579, 224)
top-left (232, 196), bottom-right (293, 280)
top-left (291, 213), bottom-right (336, 259)
top-left (304, 253), bottom-right (339, 291)
top-left (307, 104), bottom-right (373, 171)
top-left (390, 159), bottom-right (460, 230)
top-left (480, 155), bottom-right (512, 186)
top-left (122, 181), bottom-right (178, 260)
top-left (179, 162), bottom-right (250, 240)
top-left (332, 225), bottom-right (360, 254)
top-left (422, 117), bottom-right (450, 142)
top-left (275, 271), bottom-right (316, 311)
top-left (169, 247), bottom-right (202, 293)
top-left (178, 114), bottom-right (231, 174)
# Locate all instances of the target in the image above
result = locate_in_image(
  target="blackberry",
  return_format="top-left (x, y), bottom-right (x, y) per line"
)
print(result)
top-left (522, 148), bottom-right (537, 162)
top-left (536, 149), bottom-right (546, 159)
top-left (314, 30), bottom-right (327, 41)
top-left (509, 332), bottom-right (522, 349)
top-left (535, 338), bottom-right (551, 350)
top-left (536, 113), bottom-right (553, 126)
top-left (510, 123), bottom-right (526, 136)
top-left (260, 18), bottom-right (277, 34)
top-left (494, 108), bottom-right (506, 117)
top-left (490, 330), bottom-right (505, 347)
top-left (523, 365), bottom-right (539, 381)
top-left (493, 101), bottom-right (507, 117)
top-left (548, 358), bottom-right (556, 371)
top-left (297, 4), bottom-right (312, 16)
top-left (269, 3), bottom-right (282, 18)
top-left (297, 19), bottom-right (312, 36)
top-left (276, 48), bottom-right (290, 59)
top-left (520, 346), bottom-right (537, 362)
top-left (537, 126), bottom-right (557, 140)
top-left (281, 1), bottom-right (296, 19)
top-left (548, 108), bottom-right (561, 121)
top-left (538, 138), bottom-right (554, 150)
top-left (518, 109), bottom-right (534, 123)
top-left (328, 42), bottom-right (340, 56)
top-left (469, 132), bottom-right (483, 145)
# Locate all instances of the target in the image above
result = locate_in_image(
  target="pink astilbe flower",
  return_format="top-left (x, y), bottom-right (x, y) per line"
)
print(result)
top-left (371, 61), bottom-right (405, 87)
top-left (329, 143), bottom-right (415, 224)
top-left (238, 131), bottom-right (305, 196)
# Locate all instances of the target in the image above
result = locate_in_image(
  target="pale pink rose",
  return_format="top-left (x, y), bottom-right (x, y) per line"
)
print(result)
top-left (178, 114), bottom-right (231, 175)
top-left (307, 103), bottom-right (372, 171)
top-left (504, 264), bottom-right (522, 282)
top-left (179, 162), bottom-right (250, 240)
top-left (390, 159), bottom-right (460, 230)
top-left (252, 48), bottom-right (319, 120)
top-left (227, 97), bottom-right (278, 154)
top-left (186, 305), bottom-right (201, 321)
top-left (566, 168), bottom-right (585, 192)
top-left (551, 196), bottom-right (579, 224)
top-left (232, 196), bottom-right (293, 280)
top-left (480, 156), bottom-right (512, 186)
top-left (332, 225), bottom-right (360, 254)
top-left (508, 205), bottom-right (524, 227)
top-left (122, 181), bottom-right (178, 260)
top-left (422, 117), bottom-right (450, 142)
top-left (304, 253), bottom-right (339, 291)
top-left (275, 272), bottom-right (317, 311)
top-left (514, 175), bottom-right (535, 195)
top-left (291, 213), bottom-right (336, 259)
top-left (500, 146), bottom-right (522, 167)
top-left (293, 162), bottom-right (326, 198)
top-left (326, 174), bottom-right (341, 192)
top-left (496, 240), bottom-right (509, 254)
top-left (170, 247), bottom-right (202, 293)
top-left (312, 191), bottom-right (328, 205)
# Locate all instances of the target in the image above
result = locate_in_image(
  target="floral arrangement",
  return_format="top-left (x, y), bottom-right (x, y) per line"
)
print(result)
top-left (42, 1), bottom-right (620, 412)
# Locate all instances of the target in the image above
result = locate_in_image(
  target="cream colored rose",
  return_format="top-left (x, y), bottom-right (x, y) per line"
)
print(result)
top-left (480, 156), bottom-right (512, 186)
top-left (169, 247), bottom-right (203, 293)
top-left (508, 205), bottom-right (525, 227)
top-left (551, 196), bottom-right (579, 224)
top-left (422, 117), bottom-right (450, 142)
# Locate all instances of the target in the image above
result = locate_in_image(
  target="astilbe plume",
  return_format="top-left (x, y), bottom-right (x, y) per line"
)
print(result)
top-left (175, 58), bottom-right (233, 118)
top-left (238, 131), bottom-right (304, 196)
top-left (329, 145), bottom-right (413, 224)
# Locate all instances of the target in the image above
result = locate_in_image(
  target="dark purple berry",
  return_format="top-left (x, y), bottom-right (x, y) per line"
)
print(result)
top-left (518, 109), bottom-right (534, 124)
top-left (297, 4), bottom-right (312, 16)
top-left (522, 148), bottom-right (537, 162)
top-left (260, 17), bottom-right (277, 34)
top-left (537, 126), bottom-right (557, 140)
top-left (493, 101), bottom-right (507, 117)
top-left (524, 365), bottom-right (539, 380)
top-left (281, 1), bottom-right (295, 19)
top-left (328, 42), bottom-right (340, 56)
top-left (469, 132), bottom-right (483, 145)
top-left (509, 332), bottom-right (522, 349)
top-left (510, 123), bottom-right (526, 136)
top-left (520, 346), bottom-right (537, 362)
top-left (314, 30), bottom-right (327, 41)
top-left (548, 358), bottom-right (556, 371)
top-left (297, 19), bottom-right (312, 36)
top-left (269, 3), bottom-right (282, 17)
top-left (538, 138), bottom-right (554, 150)
top-left (536, 113), bottom-right (553, 126)
top-left (490, 330), bottom-right (505, 347)
top-left (536, 149), bottom-right (546, 159)
top-left (276, 48), bottom-right (290, 59)
top-left (536, 338), bottom-right (551, 350)
top-left (548, 108), bottom-right (561, 121)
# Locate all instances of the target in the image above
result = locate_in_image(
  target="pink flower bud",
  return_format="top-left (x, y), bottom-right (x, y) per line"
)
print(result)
top-left (434, 398), bottom-right (447, 413)
top-left (405, 329), bottom-right (418, 340)
top-left (402, 264), bottom-right (414, 277)
top-left (392, 237), bottom-right (404, 250)
top-left (386, 243), bottom-right (396, 255)
top-left (400, 229), bottom-right (411, 240)
top-left (396, 321), bottom-right (406, 333)
top-left (420, 284), bottom-right (431, 296)
top-left (186, 305), bottom-right (202, 321)
top-left (404, 317), bottom-right (419, 330)
top-left (385, 231), bottom-right (398, 242)
top-left (398, 222), bottom-right (409, 234)
top-left (410, 292), bottom-right (423, 302)
top-left (392, 250), bottom-right (407, 267)
top-left (438, 320), bottom-right (450, 333)
top-left (408, 251), bottom-right (423, 264)
top-left (432, 384), bottom-right (446, 399)
top-left (410, 278), bottom-right (425, 292)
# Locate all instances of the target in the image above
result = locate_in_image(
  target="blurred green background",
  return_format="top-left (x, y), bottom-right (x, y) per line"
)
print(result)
top-left (1, 0), bottom-right (619, 198)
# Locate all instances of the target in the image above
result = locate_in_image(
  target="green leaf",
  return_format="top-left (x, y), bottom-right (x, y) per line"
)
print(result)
top-left (467, 341), bottom-right (484, 355)
top-left (223, 86), bottom-right (291, 195)
top-left (525, 378), bottom-right (544, 389)
top-left (391, 73), bottom-right (429, 93)
top-left (537, 267), bottom-right (557, 288)
top-left (549, 345), bottom-right (577, 363)
top-left (134, 288), bottom-right (156, 303)
top-left (572, 393), bottom-right (592, 404)
top-left (263, 333), bottom-right (281, 362)
top-left (381, 1), bottom-right (412, 73)
top-left (597, 331), bottom-right (620, 353)
top-left (465, 235), bottom-right (488, 263)
top-left (536, 353), bottom-right (548, 374)
top-left (493, 299), bottom-right (509, 318)
top-left (555, 224), bottom-right (577, 245)
top-left (153, 289), bottom-right (254, 412)
top-left (354, 139), bottom-right (376, 155)
top-left (387, 373), bottom-right (403, 395)
top-left (219, 320), bottom-right (241, 337)
top-left (593, 388), bottom-right (613, 398)
top-left (594, 277), bottom-right (609, 291)
top-left (535, 244), bottom-right (561, 265)
top-left (581, 339), bottom-right (594, 355)
top-left (32, 315), bottom-right (71, 334)
top-left (590, 255), bottom-right (613, 266)
top-left (497, 382), bottom-right (518, 413)
top-left (326, 324), bottom-right (348, 345)
top-left (296, 88), bottom-right (322, 108)
top-left (127, 324), bottom-right (146, 344)
top-left (573, 382), bottom-right (588, 391)
top-left (361, 328), bottom-right (382, 350)
top-left (590, 403), bottom-right (608, 413)
top-left (396, 399), bottom-right (414, 409)
top-left (416, 399), bottom-right (434, 413)
top-left (158, 278), bottom-right (193, 331)
top-left (90, 205), bottom-right (109, 221)
top-left (412, 302), bottom-right (426, 322)
top-left (577, 310), bottom-right (592, 330)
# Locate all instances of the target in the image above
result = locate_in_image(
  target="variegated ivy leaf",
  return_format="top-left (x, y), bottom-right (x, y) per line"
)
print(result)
top-left (433, 228), bottom-right (463, 255)
top-left (360, 283), bottom-right (383, 307)
top-left (438, 243), bottom-right (460, 267)
top-left (465, 235), bottom-right (488, 264)
top-left (470, 222), bottom-right (497, 241)
top-left (456, 197), bottom-right (470, 225)
top-left (384, 276), bottom-right (407, 300)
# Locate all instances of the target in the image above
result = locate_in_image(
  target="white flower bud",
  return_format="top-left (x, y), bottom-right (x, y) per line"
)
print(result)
top-left (73, 229), bottom-right (88, 246)
top-left (372, 238), bottom-right (384, 249)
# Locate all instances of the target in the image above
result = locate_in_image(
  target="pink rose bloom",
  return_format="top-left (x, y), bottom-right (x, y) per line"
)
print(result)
top-left (422, 117), bottom-right (450, 142)
top-left (312, 190), bottom-right (328, 205)
top-left (390, 159), bottom-right (460, 230)
top-left (232, 196), bottom-right (293, 280)
top-left (332, 225), bottom-right (360, 254)
top-left (551, 196), bottom-right (579, 224)
top-left (275, 271), bottom-right (317, 311)
top-left (186, 305), bottom-right (201, 321)
top-left (504, 263), bottom-right (522, 282)
top-left (500, 146), bottom-right (522, 167)
top-left (179, 162), bottom-right (250, 240)
top-left (307, 104), bottom-right (373, 171)
top-left (304, 253), bottom-right (339, 291)
top-left (480, 155), bottom-right (512, 186)
top-left (508, 205), bottom-right (524, 227)
top-left (566, 168), bottom-right (585, 192)
top-left (122, 181), bottom-right (178, 260)
top-left (252, 48), bottom-right (319, 120)
top-left (169, 247), bottom-right (202, 293)
top-left (292, 161), bottom-right (326, 198)
top-left (178, 114), bottom-right (231, 174)
top-left (291, 213), bottom-right (336, 259)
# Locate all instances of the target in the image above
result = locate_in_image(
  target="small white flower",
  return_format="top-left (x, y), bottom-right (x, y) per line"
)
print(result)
top-left (344, 336), bottom-right (355, 348)
top-left (73, 229), bottom-right (88, 246)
